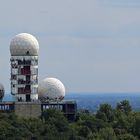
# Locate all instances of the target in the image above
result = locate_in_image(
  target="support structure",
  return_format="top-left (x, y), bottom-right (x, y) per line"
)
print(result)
top-left (11, 56), bottom-right (38, 102)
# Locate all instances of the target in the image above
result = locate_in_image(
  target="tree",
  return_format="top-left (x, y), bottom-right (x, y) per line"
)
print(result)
top-left (117, 133), bottom-right (138, 140)
top-left (96, 104), bottom-right (115, 122)
top-left (78, 112), bottom-right (108, 133)
top-left (41, 109), bottom-right (69, 132)
top-left (78, 126), bottom-right (91, 138)
top-left (41, 109), bottom-right (71, 139)
top-left (99, 127), bottom-right (117, 140)
top-left (113, 110), bottom-right (129, 132)
top-left (116, 100), bottom-right (132, 114)
top-left (132, 116), bottom-right (140, 138)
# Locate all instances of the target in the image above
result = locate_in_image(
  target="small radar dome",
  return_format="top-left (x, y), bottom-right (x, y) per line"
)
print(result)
top-left (10, 33), bottom-right (39, 56)
top-left (0, 83), bottom-right (4, 101)
top-left (38, 78), bottom-right (65, 102)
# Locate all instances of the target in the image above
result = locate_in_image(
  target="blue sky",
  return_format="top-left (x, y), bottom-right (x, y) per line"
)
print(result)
top-left (0, 0), bottom-right (140, 93)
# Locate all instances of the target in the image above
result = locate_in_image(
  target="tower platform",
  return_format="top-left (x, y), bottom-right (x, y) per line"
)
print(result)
top-left (0, 100), bottom-right (77, 120)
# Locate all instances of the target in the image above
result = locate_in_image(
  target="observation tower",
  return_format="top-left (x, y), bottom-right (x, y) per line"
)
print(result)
top-left (10, 33), bottom-right (39, 102)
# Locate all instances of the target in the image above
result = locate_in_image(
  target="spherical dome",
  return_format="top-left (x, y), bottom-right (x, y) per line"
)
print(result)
top-left (0, 83), bottom-right (4, 101)
top-left (10, 33), bottom-right (39, 56)
top-left (38, 78), bottom-right (65, 102)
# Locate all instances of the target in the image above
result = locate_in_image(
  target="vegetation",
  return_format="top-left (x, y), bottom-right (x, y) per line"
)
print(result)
top-left (0, 100), bottom-right (140, 139)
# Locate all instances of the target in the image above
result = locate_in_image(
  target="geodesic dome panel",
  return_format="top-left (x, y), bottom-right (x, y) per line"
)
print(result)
top-left (10, 33), bottom-right (39, 56)
top-left (38, 78), bottom-right (65, 102)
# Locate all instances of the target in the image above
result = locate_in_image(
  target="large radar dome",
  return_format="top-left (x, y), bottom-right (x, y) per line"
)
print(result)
top-left (0, 83), bottom-right (4, 101)
top-left (10, 33), bottom-right (39, 56)
top-left (38, 78), bottom-right (65, 102)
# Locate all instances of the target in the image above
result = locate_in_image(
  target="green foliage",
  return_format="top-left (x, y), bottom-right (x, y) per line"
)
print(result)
top-left (99, 127), bottom-right (117, 140)
top-left (117, 133), bottom-right (138, 140)
top-left (0, 100), bottom-right (140, 139)
top-left (96, 103), bottom-right (115, 122)
top-left (78, 126), bottom-right (91, 138)
top-left (116, 100), bottom-right (132, 114)
top-left (132, 115), bottom-right (140, 138)
top-left (41, 109), bottom-right (69, 132)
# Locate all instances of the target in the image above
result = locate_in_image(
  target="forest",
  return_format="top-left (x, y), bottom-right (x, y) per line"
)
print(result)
top-left (0, 100), bottom-right (140, 140)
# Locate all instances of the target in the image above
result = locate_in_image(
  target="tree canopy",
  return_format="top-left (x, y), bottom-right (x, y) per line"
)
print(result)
top-left (0, 100), bottom-right (139, 140)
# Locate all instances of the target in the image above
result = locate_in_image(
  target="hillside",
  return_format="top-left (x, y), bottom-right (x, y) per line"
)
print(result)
top-left (0, 100), bottom-right (139, 140)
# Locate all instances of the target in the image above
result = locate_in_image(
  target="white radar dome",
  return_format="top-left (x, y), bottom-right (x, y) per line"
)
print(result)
top-left (10, 33), bottom-right (39, 56)
top-left (38, 78), bottom-right (65, 102)
top-left (0, 83), bottom-right (4, 101)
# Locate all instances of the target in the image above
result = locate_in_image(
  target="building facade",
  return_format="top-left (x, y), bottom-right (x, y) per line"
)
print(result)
top-left (10, 55), bottom-right (38, 101)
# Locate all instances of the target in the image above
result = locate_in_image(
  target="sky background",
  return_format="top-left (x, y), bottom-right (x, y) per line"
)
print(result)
top-left (0, 0), bottom-right (140, 93)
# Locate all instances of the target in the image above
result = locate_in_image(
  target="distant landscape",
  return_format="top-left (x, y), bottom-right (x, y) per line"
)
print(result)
top-left (65, 93), bottom-right (140, 112)
top-left (4, 93), bottom-right (140, 112)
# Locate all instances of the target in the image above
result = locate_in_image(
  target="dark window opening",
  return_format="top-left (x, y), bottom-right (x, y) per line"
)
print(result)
top-left (26, 94), bottom-right (31, 102)
top-left (26, 51), bottom-right (30, 55)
